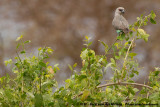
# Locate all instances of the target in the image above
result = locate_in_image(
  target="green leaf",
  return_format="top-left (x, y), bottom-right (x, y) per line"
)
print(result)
top-left (81, 90), bottom-right (90, 101)
top-left (144, 16), bottom-right (148, 25)
top-left (39, 61), bottom-right (46, 67)
top-left (122, 90), bottom-right (129, 96)
top-left (54, 64), bottom-right (59, 67)
top-left (41, 80), bottom-right (56, 90)
top-left (128, 86), bottom-right (135, 95)
top-left (88, 42), bottom-right (92, 46)
top-left (129, 73), bottom-right (134, 78)
top-left (115, 55), bottom-right (120, 59)
top-left (43, 94), bottom-right (52, 102)
top-left (125, 36), bottom-right (129, 41)
top-left (137, 29), bottom-right (150, 42)
top-left (143, 34), bottom-right (150, 42)
top-left (134, 21), bottom-right (140, 27)
top-left (150, 18), bottom-right (156, 24)
top-left (27, 92), bottom-right (34, 98)
top-left (4, 59), bottom-right (12, 66)
top-left (154, 71), bottom-right (160, 76)
top-left (151, 11), bottom-right (156, 19)
top-left (80, 49), bottom-right (88, 60)
top-left (21, 92), bottom-right (27, 99)
top-left (106, 88), bottom-right (112, 93)
top-left (117, 33), bottom-right (125, 40)
top-left (16, 35), bottom-right (23, 41)
top-left (88, 51), bottom-right (92, 56)
top-left (56, 66), bottom-right (60, 71)
top-left (85, 36), bottom-right (89, 40)
top-left (104, 63), bottom-right (112, 71)
top-left (114, 42), bottom-right (119, 47)
top-left (20, 50), bottom-right (26, 54)
top-left (149, 92), bottom-right (159, 100)
top-left (16, 43), bottom-right (21, 49)
top-left (38, 47), bottom-right (42, 51)
top-left (133, 70), bottom-right (139, 75)
top-left (139, 98), bottom-right (151, 104)
top-left (4, 89), bottom-right (12, 99)
top-left (24, 40), bottom-right (31, 44)
top-left (129, 53), bottom-right (137, 58)
top-left (65, 79), bottom-right (71, 84)
top-left (65, 79), bottom-right (74, 88)
top-left (54, 100), bottom-right (60, 107)
top-left (99, 40), bottom-right (108, 52)
top-left (140, 88), bottom-right (147, 94)
top-left (47, 47), bottom-right (54, 54)
top-left (138, 29), bottom-right (145, 35)
top-left (35, 94), bottom-right (43, 107)
top-left (133, 88), bottom-right (139, 93)
top-left (136, 17), bottom-right (140, 21)
top-left (78, 75), bottom-right (87, 82)
top-left (73, 63), bottom-right (77, 68)
top-left (110, 58), bottom-right (115, 64)
top-left (68, 64), bottom-right (73, 71)
top-left (99, 40), bottom-right (106, 47)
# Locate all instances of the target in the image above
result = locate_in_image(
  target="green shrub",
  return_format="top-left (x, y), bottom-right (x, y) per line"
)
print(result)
top-left (0, 11), bottom-right (159, 106)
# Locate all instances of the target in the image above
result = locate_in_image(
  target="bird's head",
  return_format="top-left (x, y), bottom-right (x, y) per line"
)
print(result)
top-left (115, 7), bottom-right (125, 15)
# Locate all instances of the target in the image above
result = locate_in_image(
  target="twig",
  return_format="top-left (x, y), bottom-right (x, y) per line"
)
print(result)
top-left (73, 82), bottom-right (152, 99)
top-left (121, 36), bottom-right (135, 79)
top-left (123, 38), bottom-right (135, 67)
top-left (107, 39), bottom-right (118, 53)
top-left (73, 92), bottom-right (83, 99)
top-left (16, 51), bottom-right (24, 68)
top-left (97, 82), bottom-right (152, 89)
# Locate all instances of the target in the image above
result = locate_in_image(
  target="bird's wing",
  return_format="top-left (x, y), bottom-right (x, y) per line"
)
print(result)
top-left (112, 15), bottom-right (129, 33)
top-left (120, 16), bottom-right (129, 29)
top-left (120, 16), bottom-right (129, 33)
top-left (112, 16), bottom-right (122, 30)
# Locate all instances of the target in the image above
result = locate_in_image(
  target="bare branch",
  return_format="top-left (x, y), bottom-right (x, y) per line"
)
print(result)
top-left (97, 82), bottom-right (152, 89)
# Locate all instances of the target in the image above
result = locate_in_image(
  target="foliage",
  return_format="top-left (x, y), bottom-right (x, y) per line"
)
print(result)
top-left (0, 11), bottom-right (159, 106)
top-left (1, 36), bottom-right (57, 106)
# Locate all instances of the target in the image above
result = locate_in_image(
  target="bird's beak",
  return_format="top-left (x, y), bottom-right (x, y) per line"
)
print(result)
top-left (122, 10), bottom-right (125, 13)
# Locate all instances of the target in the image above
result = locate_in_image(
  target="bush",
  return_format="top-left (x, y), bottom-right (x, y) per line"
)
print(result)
top-left (0, 11), bottom-right (159, 106)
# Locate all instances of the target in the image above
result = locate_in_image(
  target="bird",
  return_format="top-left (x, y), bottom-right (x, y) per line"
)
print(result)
top-left (107, 7), bottom-right (129, 53)
top-left (112, 7), bottom-right (129, 35)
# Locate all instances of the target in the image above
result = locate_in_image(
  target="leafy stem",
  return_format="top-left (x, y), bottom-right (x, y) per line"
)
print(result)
top-left (121, 35), bottom-right (136, 80)
top-left (15, 50), bottom-right (24, 107)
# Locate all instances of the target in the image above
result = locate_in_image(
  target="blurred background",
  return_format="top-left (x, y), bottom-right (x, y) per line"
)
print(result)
top-left (0, 0), bottom-right (159, 85)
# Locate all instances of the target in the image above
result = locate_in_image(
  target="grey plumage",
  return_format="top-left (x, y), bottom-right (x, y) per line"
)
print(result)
top-left (112, 7), bottom-right (129, 34)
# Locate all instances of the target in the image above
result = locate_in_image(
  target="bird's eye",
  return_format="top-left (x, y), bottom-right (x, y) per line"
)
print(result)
top-left (119, 9), bottom-right (123, 11)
